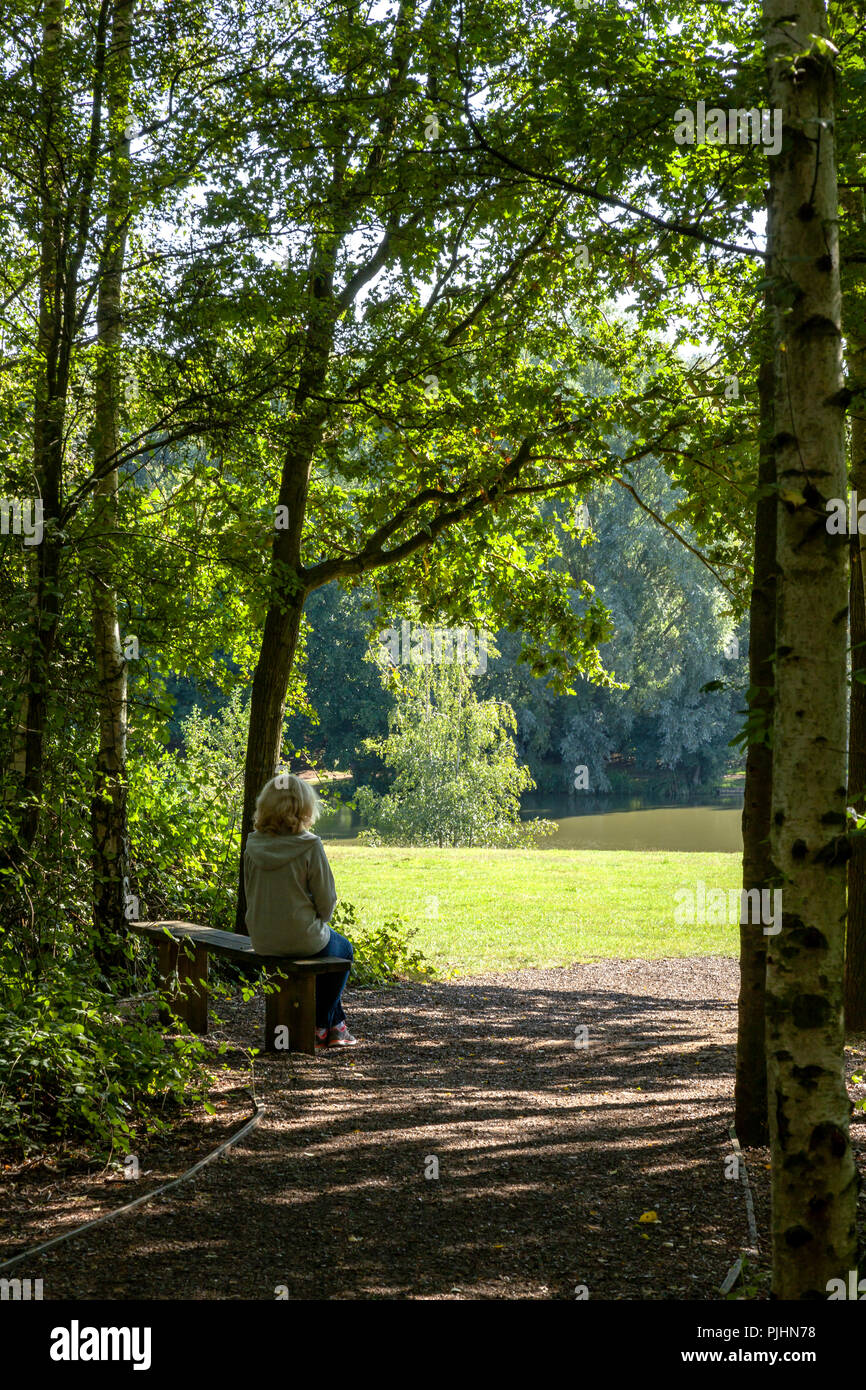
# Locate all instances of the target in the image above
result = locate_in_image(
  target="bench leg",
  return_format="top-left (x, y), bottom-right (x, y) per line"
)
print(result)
top-left (265, 973), bottom-right (316, 1054)
top-left (157, 940), bottom-right (208, 1034)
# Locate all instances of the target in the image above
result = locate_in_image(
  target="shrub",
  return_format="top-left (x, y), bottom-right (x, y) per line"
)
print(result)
top-left (127, 695), bottom-right (248, 930)
top-left (0, 965), bottom-right (213, 1158)
top-left (330, 900), bottom-right (436, 986)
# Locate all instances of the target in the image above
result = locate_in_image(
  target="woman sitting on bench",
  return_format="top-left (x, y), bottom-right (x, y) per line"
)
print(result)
top-left (244, 774), bottom-right (358, 1047)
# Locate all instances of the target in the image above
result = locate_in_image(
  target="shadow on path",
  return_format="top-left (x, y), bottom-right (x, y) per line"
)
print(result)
top-left (5, 957), bottom-right (770, 1300)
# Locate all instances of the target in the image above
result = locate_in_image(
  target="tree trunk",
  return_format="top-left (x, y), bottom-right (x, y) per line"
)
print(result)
top-left (90, 0), bottom-right (136, 977)
top-left (235, 393), bottom-right (332, 932)
top-left (844, 188), bottom-right (866, 1030)
top-left (847, 528), bottom-right (866, 1028)
top-left (240, 579), bottom-right (308, 849)
top-left (12, 0), bottom-right (109, 860)
top-left (234, 9), bottom-right (421, 930)
top-left (17, 0), bottom-right (68, 852)
top-left (734, 303), bottom-right (777, 1147)
top-left (763, 0), bottom-right (857, 1298)
top-left (234, 153), bottom-right (355, 926)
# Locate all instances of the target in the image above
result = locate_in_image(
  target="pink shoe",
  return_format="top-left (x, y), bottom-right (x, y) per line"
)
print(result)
top-left (328, 1022), bottom-right (358, 1046)
top-left (315, 1027), bottom-right (329, 1048)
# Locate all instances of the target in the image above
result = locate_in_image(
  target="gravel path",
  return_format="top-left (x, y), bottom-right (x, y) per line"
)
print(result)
top-left (3, 956), bottom-right (865, 1300)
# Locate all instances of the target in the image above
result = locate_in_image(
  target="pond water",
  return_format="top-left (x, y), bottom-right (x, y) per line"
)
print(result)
top-left (318, 791), bottom-right (744, 853)
top-left (537, 805), bottom-right (742, 853)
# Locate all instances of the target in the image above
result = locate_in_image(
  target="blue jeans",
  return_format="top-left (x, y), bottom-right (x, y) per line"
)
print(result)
top-left (311, 928), bottom-right (353, 1030)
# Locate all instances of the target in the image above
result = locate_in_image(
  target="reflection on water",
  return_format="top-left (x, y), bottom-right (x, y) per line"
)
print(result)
top-left (541, 806), bottom-right (742, 853)
top-left (318, 793), bottom-right (744, 853)
top-left (524, 792), bottom-right (743, 852)
top-left (317, 802), bottom-right (359, 839)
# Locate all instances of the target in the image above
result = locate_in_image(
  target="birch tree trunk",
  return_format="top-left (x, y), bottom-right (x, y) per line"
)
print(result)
top-left (847, 522), bottom-right (866, 1029)
top-left (843, 188), bottom-right (866, 1030)
top-left (763, 0), bottom-right (857, 1297)
top-left (90, 0), bottom-right (136, 974)
top-left (734, 299), bottom-right (777, 1147)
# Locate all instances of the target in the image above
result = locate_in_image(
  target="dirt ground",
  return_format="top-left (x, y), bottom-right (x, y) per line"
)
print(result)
top-left (3, 955), bottom-right (865, 1301)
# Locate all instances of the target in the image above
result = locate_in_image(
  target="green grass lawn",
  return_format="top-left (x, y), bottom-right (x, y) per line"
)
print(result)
top-left (324, 844), bottom-right (742, 975)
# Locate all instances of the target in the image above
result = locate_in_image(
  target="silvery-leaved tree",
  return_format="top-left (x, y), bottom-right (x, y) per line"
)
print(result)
top-left (763, 0), bottom-right (857, 1298)
top-left (354, 655), bottom-right (549, 849)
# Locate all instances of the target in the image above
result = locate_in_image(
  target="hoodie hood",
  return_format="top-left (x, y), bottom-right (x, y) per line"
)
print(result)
top-left (244, 829), bottom-right (319, 869)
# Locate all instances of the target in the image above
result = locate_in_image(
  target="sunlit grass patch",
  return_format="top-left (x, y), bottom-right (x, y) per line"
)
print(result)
top-left (324, 845), bottom-right (741, 975)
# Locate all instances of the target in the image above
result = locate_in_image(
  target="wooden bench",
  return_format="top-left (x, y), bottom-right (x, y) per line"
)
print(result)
top-left (130, 921), bottom-right (349, 1055)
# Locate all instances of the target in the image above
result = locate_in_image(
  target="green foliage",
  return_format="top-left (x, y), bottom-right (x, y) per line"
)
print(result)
top-left (330, 900), bottom-right (436, 987)
top-left (355, 656), bottom-right (555, 848)
top-left (0, 965), bottom-right (212, 1158)
top-left (0, 0), bottom-right (842, 1177)
top-left (284, 583), bottom-right (392, 779)
top-left (128, 692), bottom-right (248, 930)
top-left (285, 457), bottom-right (747, 802)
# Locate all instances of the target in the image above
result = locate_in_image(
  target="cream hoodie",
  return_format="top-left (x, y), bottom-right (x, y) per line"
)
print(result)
top-left (243, 829), bottom-right (336, 956)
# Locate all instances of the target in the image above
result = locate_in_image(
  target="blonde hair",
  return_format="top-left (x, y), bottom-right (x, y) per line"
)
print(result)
top-left (254, 774), bottom-right (321, 835)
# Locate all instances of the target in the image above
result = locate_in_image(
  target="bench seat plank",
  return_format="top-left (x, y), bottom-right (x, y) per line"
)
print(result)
top-left (130, 921), bottom-right (347, 971)
top-left (130, 920), bottom-right (350, 1053)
